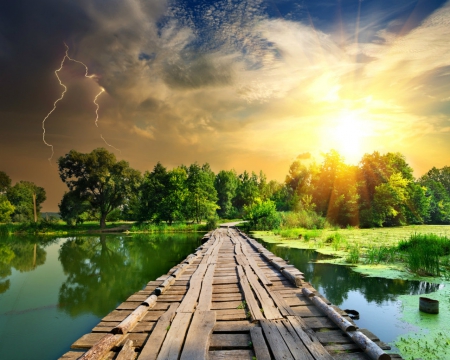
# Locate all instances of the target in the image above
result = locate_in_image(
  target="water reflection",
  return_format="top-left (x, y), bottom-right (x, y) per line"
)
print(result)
top-left (0, 236), bottom-right (58, 295)
top-left (259, 241), bottom-right (440, 305)
top-left (256, 238), bottom-right (443, 347)
top-left (58, 234), bottom-right (201, 317)
top-left (0, 233), bottom-right (201, 360)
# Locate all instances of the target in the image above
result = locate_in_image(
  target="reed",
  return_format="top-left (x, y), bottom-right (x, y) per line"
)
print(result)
top-left (397, 233), bottom-right (450, 276)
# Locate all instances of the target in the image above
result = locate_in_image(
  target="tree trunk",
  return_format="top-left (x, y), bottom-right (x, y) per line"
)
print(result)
top-left (100, 212), bottom-right (107, 228)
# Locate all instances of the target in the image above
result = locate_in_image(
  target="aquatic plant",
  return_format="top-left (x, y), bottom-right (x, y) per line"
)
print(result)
top-left (346, 244), bottom-right (360, 264)
top-left (397, 233), bottom-right (450, 276)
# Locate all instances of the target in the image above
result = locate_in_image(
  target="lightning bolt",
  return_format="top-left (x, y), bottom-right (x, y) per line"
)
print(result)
top-left (41, 53), bottom-right (68, 163)
top-left (93, 88), bottom-right (122, 153)
top-left (42, 43), bottom-right (120, 163)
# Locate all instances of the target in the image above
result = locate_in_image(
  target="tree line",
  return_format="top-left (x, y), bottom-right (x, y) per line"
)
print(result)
top-left (1, 147), bottom-right (449, 229)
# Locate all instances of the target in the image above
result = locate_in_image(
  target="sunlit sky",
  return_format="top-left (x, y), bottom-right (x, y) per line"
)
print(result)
top-left (1, 0), bottom-right (450, 211)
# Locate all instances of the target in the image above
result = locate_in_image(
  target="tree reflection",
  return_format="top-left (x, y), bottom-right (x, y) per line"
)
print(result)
top-left (58, 233), bottom-right (200, 317)
top-left (261, 242), bottom-right (440, 305)
top-left (0, 236), bottom-right (51, 294)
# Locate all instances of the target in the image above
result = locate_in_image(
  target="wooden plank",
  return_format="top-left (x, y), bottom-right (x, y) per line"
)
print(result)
top-left (250, 327), bottom-right (271, 360)
top-left (210, 333), bottom-right (251, 349)
top-left (215, 308), bottom-right (247, 321)
top-left (213, 320), bottom-right (256, 332)
top-left (176, 264), bottom-right (208, 313)
top-left (209, 350), bottom-right (254, 360)
top-left (197, 263), bottom-right (216, 311)
top-left (286, 316), bottom-right (335, 360)
top-left (137, 302), bottom-right (179, 360)
top-left (102, 310), bottom-right (132, 322)
top-left (236, 265), bottom-right (264, 322)
top-left (244, 264), bottom-right (282, 320)
top-left (116, 339), bottom-right (136, 360)
top-left (155, 312), bottom-right (192, 360)
top-left (260, 319), bottom-right (294, 360)
top-left (270, 291), bottom-right (296, 316)
top-left (211, 300), bottom-right (243, 310)
top-left (212, 293), bottom-right (243, 302)
top-left (276, 319), bottom-right (314, 360)
top-left (180, 311), bottom-right (216, 360)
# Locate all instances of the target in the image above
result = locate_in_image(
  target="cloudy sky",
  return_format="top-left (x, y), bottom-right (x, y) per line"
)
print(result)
top-left (1, 0), bottom-right (450, 211)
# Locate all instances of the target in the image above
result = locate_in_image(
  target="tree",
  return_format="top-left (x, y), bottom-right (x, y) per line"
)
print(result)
top-left (214, 170), bottom-right (239, 218)
top-left (312, 150), bottom-right (345, 216)
top-left (58, 191), bottom-right (92, 226)
top-left (58, 148), bottom-right (141, 228)
top-left (6, 181), bottom-right (46, 222)
top-left (234, 171), bottom-right (260, 212)
top-left (159, 167), bottom-right (188, 224)
top-left (184, 163), bottom-right (218, 223)
top-left (138, 162), bottom-right (169, 222)
top-left (419, 170), bottom-right (450, 224)
top-left (243, 199), bottom-right (280, 230)
top-left (0, 196), bottom-right (15, 223)
top-left (0, 171), bottom-right (11, 194)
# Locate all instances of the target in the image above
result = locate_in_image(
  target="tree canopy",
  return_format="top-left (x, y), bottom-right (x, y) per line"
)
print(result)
top-left (58, 148), bottom-right (141, 228)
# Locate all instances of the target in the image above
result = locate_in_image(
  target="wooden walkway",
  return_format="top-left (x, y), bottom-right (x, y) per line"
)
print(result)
top-left (60, 227), bottom-right (402, 360)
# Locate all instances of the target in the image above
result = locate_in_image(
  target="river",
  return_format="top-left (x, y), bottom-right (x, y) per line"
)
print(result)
top-left (0, 232), bottom-right (442, 359)
top-left (0, 233), bottom-right (202, 360)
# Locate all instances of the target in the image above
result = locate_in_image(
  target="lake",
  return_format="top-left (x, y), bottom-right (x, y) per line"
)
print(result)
top-left (0, 231), bottom-right (442, 359)
top-left (0, 233), bottom-right (202, 360)
top-left (256, 237), bottom-right (442, 351)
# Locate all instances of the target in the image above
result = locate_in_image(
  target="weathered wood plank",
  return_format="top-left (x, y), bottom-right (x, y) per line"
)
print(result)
top-left (137, 302), bottom-right (179, 360)
top-left (250, 327), bottom-right (271, 360)
top-left (286, 316), bottom-right (335, 360)
top-left (156, 312), bottom-right (192, 360)
top-left (209, 350), bottom-right (254, 360)
top-left (197, 263), bottom-right (216, 311)
top-left (213, 320), bottom-right (256, 332)
top-left (260, 319), bottom-right (294, 360)
top-left (244, 264), bottom-right (282, 320)
top-left (180, 311), bottom-right (216, 360)
top-left (210, 333), bottom-right (251, 349)
top-left (236, 265), bottom-right (264, 322)
top-left (116, 339), bottom-right (136, 360)
top-left (177, 264), bottom-right (208, 313)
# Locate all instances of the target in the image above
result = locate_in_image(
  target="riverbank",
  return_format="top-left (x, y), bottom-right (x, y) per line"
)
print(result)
top-left (253, 225), bottom-right (450, 360)
top-left (0, 221), bottom-right (211, 236)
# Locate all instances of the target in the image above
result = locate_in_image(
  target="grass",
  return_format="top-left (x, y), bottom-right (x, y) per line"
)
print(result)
top-left (397, 233), bottom-right (450, 276)
top-left (130, 222), bottom-right (207, 233)
top-left (0, 219), bottom-right (208, 235)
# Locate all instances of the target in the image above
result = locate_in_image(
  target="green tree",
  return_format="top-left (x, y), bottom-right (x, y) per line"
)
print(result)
top-left (419, 169), bottom-right (450, 224)
top-left (312, 150), bottom-right (345, 216)
top-left (58, 148), bottom-right (141, 228)
top-left (6, 181), bottom-right (46, 222)
top-left (159, 167), bottom-right (188, 224)
top-left (244, 199), bottom-right (280, 230)
top-left (234, 171), bottom-right (260, 212)
top-left (58, 191), bottom-right (92, 226)
top-left (0, 195), bottom-right (15, 223)
top-left (214, 170), bottom-right (239, 218)
top-left (0, 171), bottom-right (11, 194)
top-left (138, 162), bottom-right (168, 222)
top-left (184, 163), bottom-right (218, 223)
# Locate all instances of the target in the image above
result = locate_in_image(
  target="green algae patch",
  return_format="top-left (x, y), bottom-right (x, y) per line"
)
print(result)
top-left (395, 286), bottom-right (450, 360)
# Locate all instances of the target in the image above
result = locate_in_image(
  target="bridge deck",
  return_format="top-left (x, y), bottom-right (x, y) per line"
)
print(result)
top-left (60, 227), bottom-right (402, 360)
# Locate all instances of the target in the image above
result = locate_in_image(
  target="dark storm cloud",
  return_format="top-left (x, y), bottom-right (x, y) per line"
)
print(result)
top-left (1, 0), bottom-right (450, 211)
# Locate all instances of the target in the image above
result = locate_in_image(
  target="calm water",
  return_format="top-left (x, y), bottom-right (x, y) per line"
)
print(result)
top-left (0, 233), bottom-right (202, 360)
top-left (256, 238), bottom-right (443, 349)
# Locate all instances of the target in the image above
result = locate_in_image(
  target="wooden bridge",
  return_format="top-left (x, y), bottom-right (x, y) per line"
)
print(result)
top-left (60, 227), bottom-right (402, 360)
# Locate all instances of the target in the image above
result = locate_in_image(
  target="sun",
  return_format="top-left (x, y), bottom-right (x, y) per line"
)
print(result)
top-left (324, 109), bottom-right (371, 164)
